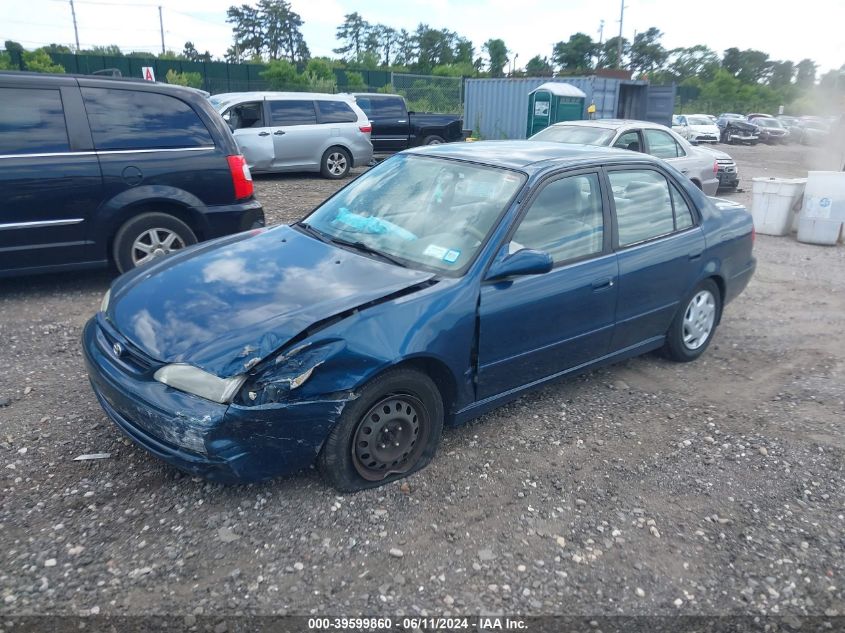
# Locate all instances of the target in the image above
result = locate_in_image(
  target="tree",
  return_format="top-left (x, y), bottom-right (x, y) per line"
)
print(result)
top-left (629, 27), bottom-right (668, 75)
top-left (372, 24), bottom-right (398, 66)
top-left (22, 49), bottom-right (65, 73)
top-left (483, 38), bottom-right (508, 78)
top-left (392, 28), bottom-right (416, 67)
top-left (182, 41), bottom-right (212, 63)
top-left (82, 44), bottom-right (124, 56)
top-left (432, 62), bottom-right (475, 77)
top-left (260, 0), bottom-right (308, 62)
top-left (260, 58), bottom-right (307, 89)
top-left (4, 40), bottom-right (23, 69)
top-left (598, 36), bottom-right (628, 68)
top-left (768, 60), bottom-right (794, 88)
top-left (736, 49), bottom-right (771, 83)
top-left (665, 45), bottom-right (720, 82)
top-left (166, 69), bottom-right (203, 88)
top-left (722, 47), bottom-right (741, 75)
top-left (227, 4), bottom-right (264, 59)
top-left (795, 58), bottom-right (817, 88)
top-left (333, 12), bottom-right (370, 61)
top-left (552, 33), bottom-right (596, 72)
top-left (524, 55), bottom-right (554, 77)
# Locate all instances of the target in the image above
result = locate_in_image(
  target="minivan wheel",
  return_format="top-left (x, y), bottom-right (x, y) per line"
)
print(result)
top-left (662, 279), bottom-right (721, 362)
top-left (318, 368), bottom-right (444, 492)
top-left (321, 147), bottom-right (351, 179)
top-left (423, 135), bottom-right (445, 145)
top-left (113, 212), bottom-right (197, 273)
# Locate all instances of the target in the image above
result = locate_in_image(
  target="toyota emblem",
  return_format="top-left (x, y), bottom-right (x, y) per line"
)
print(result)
top-left (112, 342), bottom-right (123, 357)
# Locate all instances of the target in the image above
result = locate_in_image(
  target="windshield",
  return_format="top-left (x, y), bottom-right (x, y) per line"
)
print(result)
top-left (302, 154), bottom-right (526, 274)
top-left (756, 119), bottom-right (783, 128)
top-left (687, 116), bottom-right (711, 126)
top-left (531, 125), bottom-right (616, 146)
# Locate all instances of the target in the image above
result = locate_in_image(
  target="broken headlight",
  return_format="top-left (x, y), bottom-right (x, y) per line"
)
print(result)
top-left (154, 364), bottom-right (247, 404)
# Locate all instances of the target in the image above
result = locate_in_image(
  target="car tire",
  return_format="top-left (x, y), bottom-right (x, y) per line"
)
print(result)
top-left (423, 135), bottom-right (446, 145)
top-left (112, 212), bottom-right (197, 273)
top-left (662, 279), bottom-right (721, 363)
top-left (318, 367), bottom-right (444, 492)
top-left (320, 147), bottom-right (351, 179)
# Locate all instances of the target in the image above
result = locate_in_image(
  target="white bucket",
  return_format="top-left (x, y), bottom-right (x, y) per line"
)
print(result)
top-left (751, 177), bottom-right (807, 236)
top-left (797, 171), bottom-right (845, 245)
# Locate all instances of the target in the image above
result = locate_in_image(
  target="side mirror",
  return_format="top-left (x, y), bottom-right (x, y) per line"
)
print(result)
top-left (485, 249), bottom-right (553, 281)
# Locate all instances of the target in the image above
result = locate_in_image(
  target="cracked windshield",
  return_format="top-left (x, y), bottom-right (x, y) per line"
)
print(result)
top-left (304, 154), bottom-right (525, 272)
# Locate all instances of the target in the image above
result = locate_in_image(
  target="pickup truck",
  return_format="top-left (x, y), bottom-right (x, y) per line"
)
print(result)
top-left (352, 93), bottom-right (466, 153)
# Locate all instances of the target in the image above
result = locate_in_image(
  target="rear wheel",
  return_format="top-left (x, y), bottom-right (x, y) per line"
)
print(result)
top-left (112, 212), bottom-right (196, 273)
top-left (318, 368), bottom-right (444, 492)
top-left (663, 279), bottom-right (721, 362)
top-left (423, 135), bottom-right (445, 145)
top-left (320, 147), bottom-right (351, 179)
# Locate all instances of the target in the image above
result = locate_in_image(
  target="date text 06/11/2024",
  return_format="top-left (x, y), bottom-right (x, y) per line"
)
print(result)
top-left (307, 617), bottom-right (528, 630)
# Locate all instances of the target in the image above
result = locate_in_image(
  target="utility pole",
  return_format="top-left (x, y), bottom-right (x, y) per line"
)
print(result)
top-left (69, 0), bottom-right (80, 51)
top-left (598, 19), bottom-right (605, 45)
top-left (158, 6), bottom-right (165, 54)
top-left (616, 0), bottom-right (625, 69)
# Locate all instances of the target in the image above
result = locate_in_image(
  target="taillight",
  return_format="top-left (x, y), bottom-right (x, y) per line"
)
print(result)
top-left (227, 155), bottom-right (253, 200)
top-left (359, 123), bottom-right (372, 134)
top-left (713, 160), bottom-right (718, 175)
top-left (751, 224), bottom-right (756, 245)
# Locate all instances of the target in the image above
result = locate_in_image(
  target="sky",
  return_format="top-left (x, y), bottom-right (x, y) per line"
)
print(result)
top-left (3, 0), bottom-right (844, 74)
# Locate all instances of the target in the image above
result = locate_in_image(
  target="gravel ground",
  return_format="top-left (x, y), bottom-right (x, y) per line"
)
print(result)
top-left (0, 143), bottom-right (843, 622)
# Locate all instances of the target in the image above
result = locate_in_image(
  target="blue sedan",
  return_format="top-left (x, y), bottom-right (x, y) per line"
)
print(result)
top-left (82, 141), bottom-right (756, 490)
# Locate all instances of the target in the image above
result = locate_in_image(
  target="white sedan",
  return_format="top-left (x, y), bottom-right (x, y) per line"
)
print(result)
top-left (672, 114), bottom-right (720, 144)
top-left (530, 119), bottom-right (723, 195)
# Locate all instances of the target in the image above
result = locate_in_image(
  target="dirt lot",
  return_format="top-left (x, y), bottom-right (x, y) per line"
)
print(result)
top-left (1, 143), bottom-right (843, 623)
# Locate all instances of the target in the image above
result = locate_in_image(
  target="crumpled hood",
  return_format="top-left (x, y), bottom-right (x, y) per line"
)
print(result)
top-left (108, 225), bottom-right (435, 377)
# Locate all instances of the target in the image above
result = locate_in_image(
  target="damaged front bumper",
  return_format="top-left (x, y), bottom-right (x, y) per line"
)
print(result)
top-left (82, 318), bottom-right (351, 483)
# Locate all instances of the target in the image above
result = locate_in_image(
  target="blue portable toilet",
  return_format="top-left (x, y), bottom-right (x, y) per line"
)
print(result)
top-left (527, 82), bottom-right (587, 137)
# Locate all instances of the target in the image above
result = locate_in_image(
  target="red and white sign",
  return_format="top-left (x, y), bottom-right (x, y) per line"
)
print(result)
top-left (142, 67), bottom-right (156, 82)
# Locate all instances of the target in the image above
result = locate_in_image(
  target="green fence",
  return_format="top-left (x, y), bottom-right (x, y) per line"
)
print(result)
top-left (48, 53), bottom-right (396, 95)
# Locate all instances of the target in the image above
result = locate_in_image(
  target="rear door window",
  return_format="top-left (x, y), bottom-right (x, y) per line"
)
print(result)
top-left (316, 100), bottom-right (357, 123)
top-left (373, 98), bottom-right (406, 119)
top-left (609, 169), bottom-right (676, 246)
top-left (269, 100), bottom-right (317, 126)
top-left (82, 88), bottom-right (213, 150)
top-left (0, 88), bottom-right (70, 155)
top-left (643, 129), bottom-right (684, 158)
top-left (613, 130), bottom-right (642, 153)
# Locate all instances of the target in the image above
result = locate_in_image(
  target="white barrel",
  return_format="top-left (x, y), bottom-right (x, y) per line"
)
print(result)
top-left (797, 171), bottom-right (845, 245)
top-left (751, 177), bottom-right (807, 236)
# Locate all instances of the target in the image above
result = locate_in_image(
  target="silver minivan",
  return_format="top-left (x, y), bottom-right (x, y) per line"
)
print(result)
top-left (210, 92), bottom-right (373, 179)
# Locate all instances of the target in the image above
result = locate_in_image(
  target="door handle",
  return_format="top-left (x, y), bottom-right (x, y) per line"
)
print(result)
top-left (688, 251), bottom-right (703, 261)
top-left (258, 131), bottom-right (270, 137)
top-left (274, 130), bottom-right (285, 136)
top-left (680, 168), bottom-right (689, 174)
top-left (591, 277), bottom-right (615, 291)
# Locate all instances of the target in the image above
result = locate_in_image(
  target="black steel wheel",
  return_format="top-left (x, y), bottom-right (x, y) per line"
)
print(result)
top-left (318, 368), bottom-right (444, 492)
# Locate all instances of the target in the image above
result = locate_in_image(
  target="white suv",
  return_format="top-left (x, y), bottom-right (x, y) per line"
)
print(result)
top-left (211, 92), bottom-right (373, 179)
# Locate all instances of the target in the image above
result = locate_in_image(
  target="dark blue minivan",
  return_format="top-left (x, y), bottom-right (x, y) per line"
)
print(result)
top-left (0, 71), bottom-right (264, 277)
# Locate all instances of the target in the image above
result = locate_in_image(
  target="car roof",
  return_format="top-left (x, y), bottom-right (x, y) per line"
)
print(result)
top-left (406, 140), bottom-right (662, 173)
top-left (546, 119), bottom-right (671, 131)
top-left (210, 91), bottom-right (355, 105)
top-left (0, 70), bottom-right (206, 98)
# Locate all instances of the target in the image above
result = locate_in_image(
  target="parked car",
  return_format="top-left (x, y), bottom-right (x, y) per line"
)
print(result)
top-left (83, 141), bottom-right (756, 488)
top-left (746, 113), bottom-right (775, 121)
top-left (753, 117), bottom-right (790, 144)
top-left (210, 92), bottom-right (373, 179)
top-left (717, 116), bottom-right (760, 145)
top-left (351, 93), bottom-right (466, 153)
top-left (798, 117), bottom-right (830, 146)
top-left (777, 115), bottom-right (804, 142)
top-left (529, 119), bottom-right (722, 195)
top-left (0, 71), bottom-right (264, 278)
top-left (672, 114), bottom-right (720, 143)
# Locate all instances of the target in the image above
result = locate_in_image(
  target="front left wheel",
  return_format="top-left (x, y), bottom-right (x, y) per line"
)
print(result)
top-left (318, 368), bottom-right (444, 492)
top-left (663, 279), bottom-right (721, 362)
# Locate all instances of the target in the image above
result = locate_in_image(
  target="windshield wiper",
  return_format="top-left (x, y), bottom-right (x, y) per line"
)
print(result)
top-left (295, 221), bottom-right (331, 243)
top-left (329, 237), bottom-right (408, 268)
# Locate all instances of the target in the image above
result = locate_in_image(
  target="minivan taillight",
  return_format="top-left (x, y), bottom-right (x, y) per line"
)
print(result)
top-left (713, 160), bottom-right (718, 175)
top-left (359, 123), bottom-right (372, 134)
top-left (227, 155), bottom-right (253, 200)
